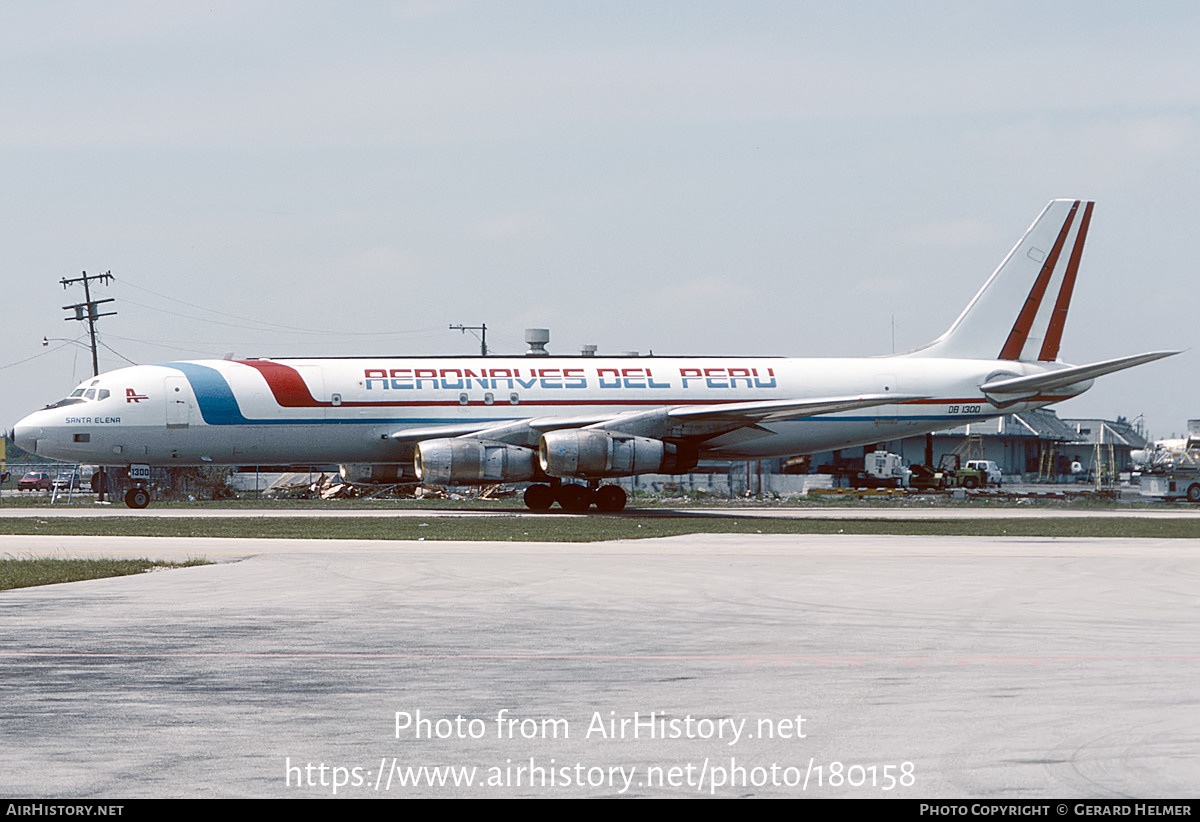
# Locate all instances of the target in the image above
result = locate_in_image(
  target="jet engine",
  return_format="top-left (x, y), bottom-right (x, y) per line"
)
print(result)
top-left (414, 439), bottom-right (538, 485)
top-left (538, 430), bottom-right (697, 479)
top-left (339, 463), bottom-right (413, 484)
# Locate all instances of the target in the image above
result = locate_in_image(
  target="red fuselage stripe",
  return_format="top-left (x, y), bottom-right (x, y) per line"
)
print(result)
top-left (236, 360), bottom-right (328, 407)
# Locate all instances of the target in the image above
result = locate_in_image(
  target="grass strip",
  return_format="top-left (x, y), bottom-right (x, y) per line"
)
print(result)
top-left (1, 516), bottom-right (1199, 541)
top-left (0, 557), bottom-right (211, 591)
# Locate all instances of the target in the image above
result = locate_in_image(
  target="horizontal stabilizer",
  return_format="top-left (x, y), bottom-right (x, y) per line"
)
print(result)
top-left (980, 351), bottom-right (1180, 397)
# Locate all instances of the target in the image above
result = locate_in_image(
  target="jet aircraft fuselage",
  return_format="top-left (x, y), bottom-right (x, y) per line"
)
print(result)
top-left (11, 199), bottom-right (1179, 510)
top-left (13, 353), bottom-right (1077, 467)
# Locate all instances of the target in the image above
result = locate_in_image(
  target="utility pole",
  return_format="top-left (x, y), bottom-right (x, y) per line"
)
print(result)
top-left (60, 270), bottom-right (116, 377)
top-left (449, 322), bottom-right (488, 356)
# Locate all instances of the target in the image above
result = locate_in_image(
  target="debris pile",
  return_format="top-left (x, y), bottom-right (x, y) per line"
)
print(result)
top-left (261, 473), bottom-right (515, 501)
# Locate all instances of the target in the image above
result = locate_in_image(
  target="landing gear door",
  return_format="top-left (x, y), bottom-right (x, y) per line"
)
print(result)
top-left (165, 376), bottom-right (192, 428)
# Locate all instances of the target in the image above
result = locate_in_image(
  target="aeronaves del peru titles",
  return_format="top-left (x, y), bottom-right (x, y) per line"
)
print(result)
top-left (13, 200), bottom-right (1177, 511)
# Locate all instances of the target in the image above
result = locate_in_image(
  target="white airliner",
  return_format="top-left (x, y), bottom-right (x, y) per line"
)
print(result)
top-left (12, 200), bottom-right (1177, 511)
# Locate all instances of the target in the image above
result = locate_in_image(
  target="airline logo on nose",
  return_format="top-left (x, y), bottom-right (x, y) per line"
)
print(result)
top-left (126, 388), bottom-right (149, 403)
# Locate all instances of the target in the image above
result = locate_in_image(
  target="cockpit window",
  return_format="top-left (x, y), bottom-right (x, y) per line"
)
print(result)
top-left (47, 383), bottom-right (108, 408)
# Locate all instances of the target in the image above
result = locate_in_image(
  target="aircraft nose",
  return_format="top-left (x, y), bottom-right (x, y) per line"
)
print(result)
top-left (12, 420), bottom-right (42, 455)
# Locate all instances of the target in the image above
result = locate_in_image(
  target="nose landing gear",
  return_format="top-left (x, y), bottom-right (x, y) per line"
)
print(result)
top-left (123, 464), bottom-right (152, 509)
top-left (124, 486), bottom-right (150, 509)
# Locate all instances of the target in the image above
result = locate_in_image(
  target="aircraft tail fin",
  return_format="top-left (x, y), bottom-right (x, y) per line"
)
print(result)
top-left (911, 199), bottom-right (1093, 362)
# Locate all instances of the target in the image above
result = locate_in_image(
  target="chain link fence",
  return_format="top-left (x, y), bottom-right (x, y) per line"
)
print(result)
top-left (1, 460), bottom-right (238, 503)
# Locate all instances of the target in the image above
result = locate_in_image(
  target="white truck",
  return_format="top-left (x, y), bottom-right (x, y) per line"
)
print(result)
top-left (1138, 421), bottom-right (1200, 502)
top-left (855, 450), bottom-right (911, 488)
top-left (964, 459), bottom-right (1003, 487)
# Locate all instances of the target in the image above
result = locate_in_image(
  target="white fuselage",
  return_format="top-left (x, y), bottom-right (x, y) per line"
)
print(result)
top-left (13, 355), bottom-right (1083, 468)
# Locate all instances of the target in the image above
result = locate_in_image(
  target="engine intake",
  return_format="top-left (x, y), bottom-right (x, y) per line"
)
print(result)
top-left (538, 430), bottom-right (696, 479)
top-left (414, 439), bottom-right (537, 485)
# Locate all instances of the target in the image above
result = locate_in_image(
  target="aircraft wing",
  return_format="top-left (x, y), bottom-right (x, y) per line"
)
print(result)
top-left (390, 393), bottom-right (923, 447)
top-left (980, 351), bottom-right (1180, 399)
top-left (388, 422), bottom-right (512, 442)
top-left (664, 393), bottom-right (924, 424)
top-left (389, 414), bottom-right (615, 445)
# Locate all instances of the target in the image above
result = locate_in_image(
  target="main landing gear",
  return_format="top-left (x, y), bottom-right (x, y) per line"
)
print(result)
top-left (523, 480), bottom-right (627, 513)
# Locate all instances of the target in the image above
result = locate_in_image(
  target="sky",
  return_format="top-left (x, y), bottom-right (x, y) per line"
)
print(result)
top-left (2, 1), bottom-right (1197, 439)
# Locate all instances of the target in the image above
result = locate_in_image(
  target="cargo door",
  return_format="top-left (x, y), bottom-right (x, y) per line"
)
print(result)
top-left (874, 372), bottom-right (898, 424)
top-left (292, 365), bottom-right (328, 420)
top-left (165, 376), bottom-right (192, 428)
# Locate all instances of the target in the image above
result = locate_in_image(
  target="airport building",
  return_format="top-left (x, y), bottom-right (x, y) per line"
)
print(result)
top-left (615, 409), bottom-right (1147, 497)
top-left (809, 410), bottom-right (1146, 482)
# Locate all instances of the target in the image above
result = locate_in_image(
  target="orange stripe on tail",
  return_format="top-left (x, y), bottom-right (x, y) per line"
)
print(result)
top-left (1038, 201), bottom-right (1093, 362)
top-left (997, 200), bottom-right (1079, 360)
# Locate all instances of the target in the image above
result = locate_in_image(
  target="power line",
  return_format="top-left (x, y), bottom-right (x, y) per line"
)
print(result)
top-left (0, 340), bottom-right (76, 372)
top-left (60, 270), bottom-right (115, 377)
top-left (449, 323), bottom-right (488, 356)
top-left (117, 277), bottom-right (442, 338)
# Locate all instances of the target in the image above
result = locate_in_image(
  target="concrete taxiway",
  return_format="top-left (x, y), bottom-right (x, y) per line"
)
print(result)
top-left (2, 526), bottom-right (1198, 798)
top-left (3, 502), bottom-right (1200, 519)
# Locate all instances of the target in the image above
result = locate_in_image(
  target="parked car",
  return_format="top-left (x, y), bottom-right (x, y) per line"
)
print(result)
top-left (53, 471), bottom-right (83, 490)
top-left (18, 471), bottom-right (53, 491)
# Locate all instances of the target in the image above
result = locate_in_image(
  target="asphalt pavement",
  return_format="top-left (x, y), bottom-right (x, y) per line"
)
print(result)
top-left (3, 529), bottom-right (1197, 798)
